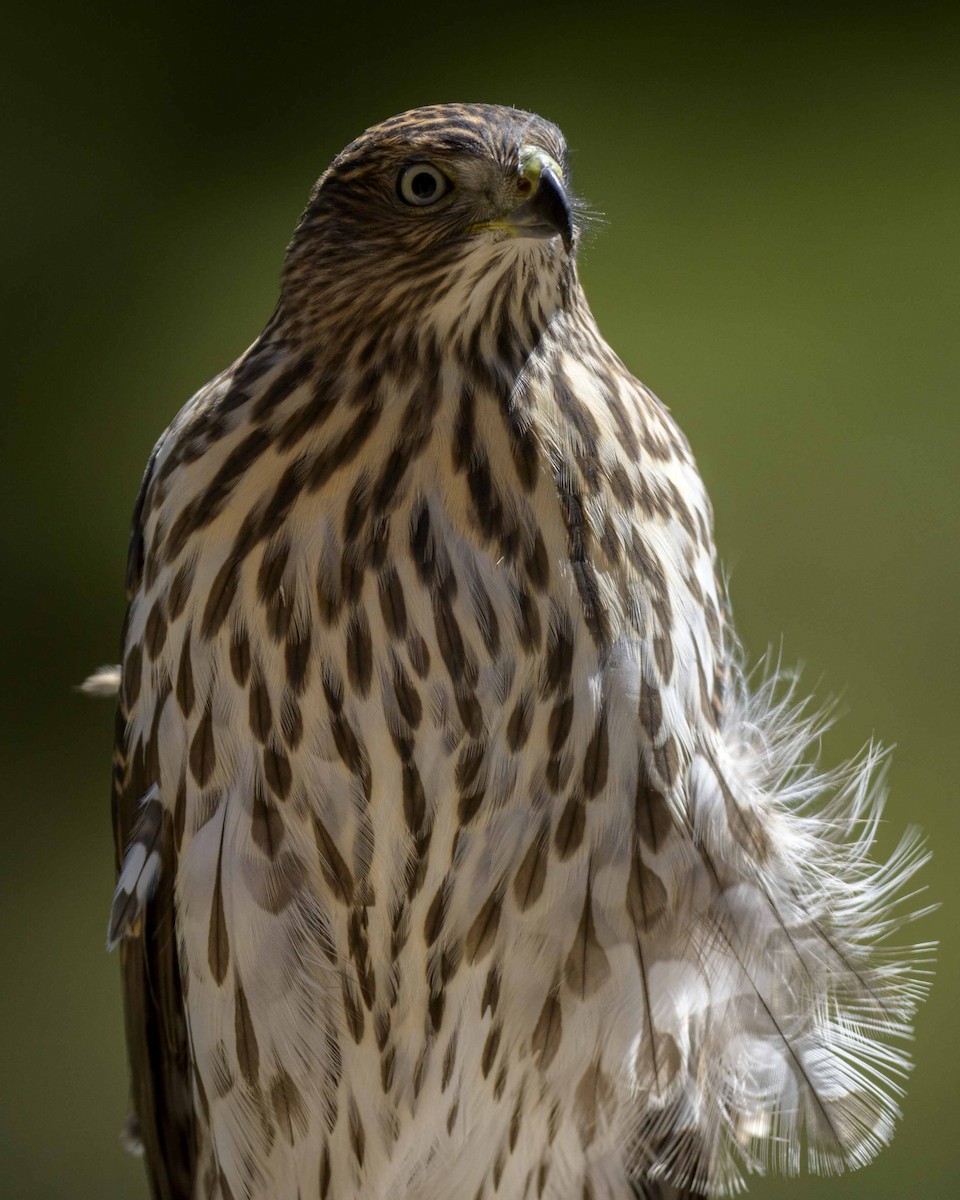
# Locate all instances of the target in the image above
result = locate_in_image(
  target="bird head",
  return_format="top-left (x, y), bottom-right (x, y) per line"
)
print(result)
top-left (281, 104), bottom-right (579, 344)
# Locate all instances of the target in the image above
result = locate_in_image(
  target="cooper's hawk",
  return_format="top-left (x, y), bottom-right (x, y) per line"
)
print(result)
top-left (96, 104), bottom-right (928, 1200)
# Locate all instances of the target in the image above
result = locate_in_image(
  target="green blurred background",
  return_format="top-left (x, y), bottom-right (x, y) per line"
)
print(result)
top-left (2, 2), bottom-right (957, 1197)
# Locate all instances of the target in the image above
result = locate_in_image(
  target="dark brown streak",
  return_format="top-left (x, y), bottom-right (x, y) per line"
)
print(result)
top-left (306, 403), bottom-right (383, 493)
top-left (208, 805), bottom-right (230, 985)
top-left (553, 469), bottom-right (610, 649)
top-left (250, 355), bottom-right (315, 422)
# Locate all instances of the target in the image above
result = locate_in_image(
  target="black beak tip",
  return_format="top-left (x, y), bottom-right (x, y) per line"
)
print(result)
top-left (539, 166), bottom-right (575, 252)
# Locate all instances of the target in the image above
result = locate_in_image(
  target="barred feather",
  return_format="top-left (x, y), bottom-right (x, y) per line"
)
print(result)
top-left (108, 783), bottom-right (164, 949)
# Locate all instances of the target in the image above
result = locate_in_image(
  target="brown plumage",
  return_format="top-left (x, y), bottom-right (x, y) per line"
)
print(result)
top-left (95, 103), bottom-right (929, 1200)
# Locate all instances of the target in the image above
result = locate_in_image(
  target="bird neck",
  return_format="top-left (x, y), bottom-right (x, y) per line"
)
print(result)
top-left (275, 242), bottom-right (583, 386)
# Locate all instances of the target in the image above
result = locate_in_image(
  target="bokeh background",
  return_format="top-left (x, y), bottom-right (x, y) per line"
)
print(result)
top-left (2, 2), bottom-right (957, 1197)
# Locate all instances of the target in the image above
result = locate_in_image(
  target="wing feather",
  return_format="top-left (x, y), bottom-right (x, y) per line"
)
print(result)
top-left (112, 444), bottom-right (198, 1200)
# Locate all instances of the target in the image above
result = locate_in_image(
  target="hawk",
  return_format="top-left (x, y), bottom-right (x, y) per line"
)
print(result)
top-left (96, 104), bottom-right (928, 1200)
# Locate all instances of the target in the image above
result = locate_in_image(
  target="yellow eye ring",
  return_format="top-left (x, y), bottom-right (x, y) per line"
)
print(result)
top-left (397, 163), bottom-right (451, 207)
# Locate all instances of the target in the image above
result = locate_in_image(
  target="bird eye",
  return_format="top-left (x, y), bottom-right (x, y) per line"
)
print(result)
top-left (397, 163), bottom-right (451, 207)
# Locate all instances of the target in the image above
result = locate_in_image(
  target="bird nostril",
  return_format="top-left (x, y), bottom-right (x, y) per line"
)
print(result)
top-left (516, 177), bottom-right (533, 196)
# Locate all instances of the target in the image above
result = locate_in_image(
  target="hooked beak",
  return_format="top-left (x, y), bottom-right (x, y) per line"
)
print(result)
top-left (506, 148), bottom-right (574, 252)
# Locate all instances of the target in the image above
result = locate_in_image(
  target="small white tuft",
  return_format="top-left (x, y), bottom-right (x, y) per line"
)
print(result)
top-left (79, 664), bottom-right (121, 697)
